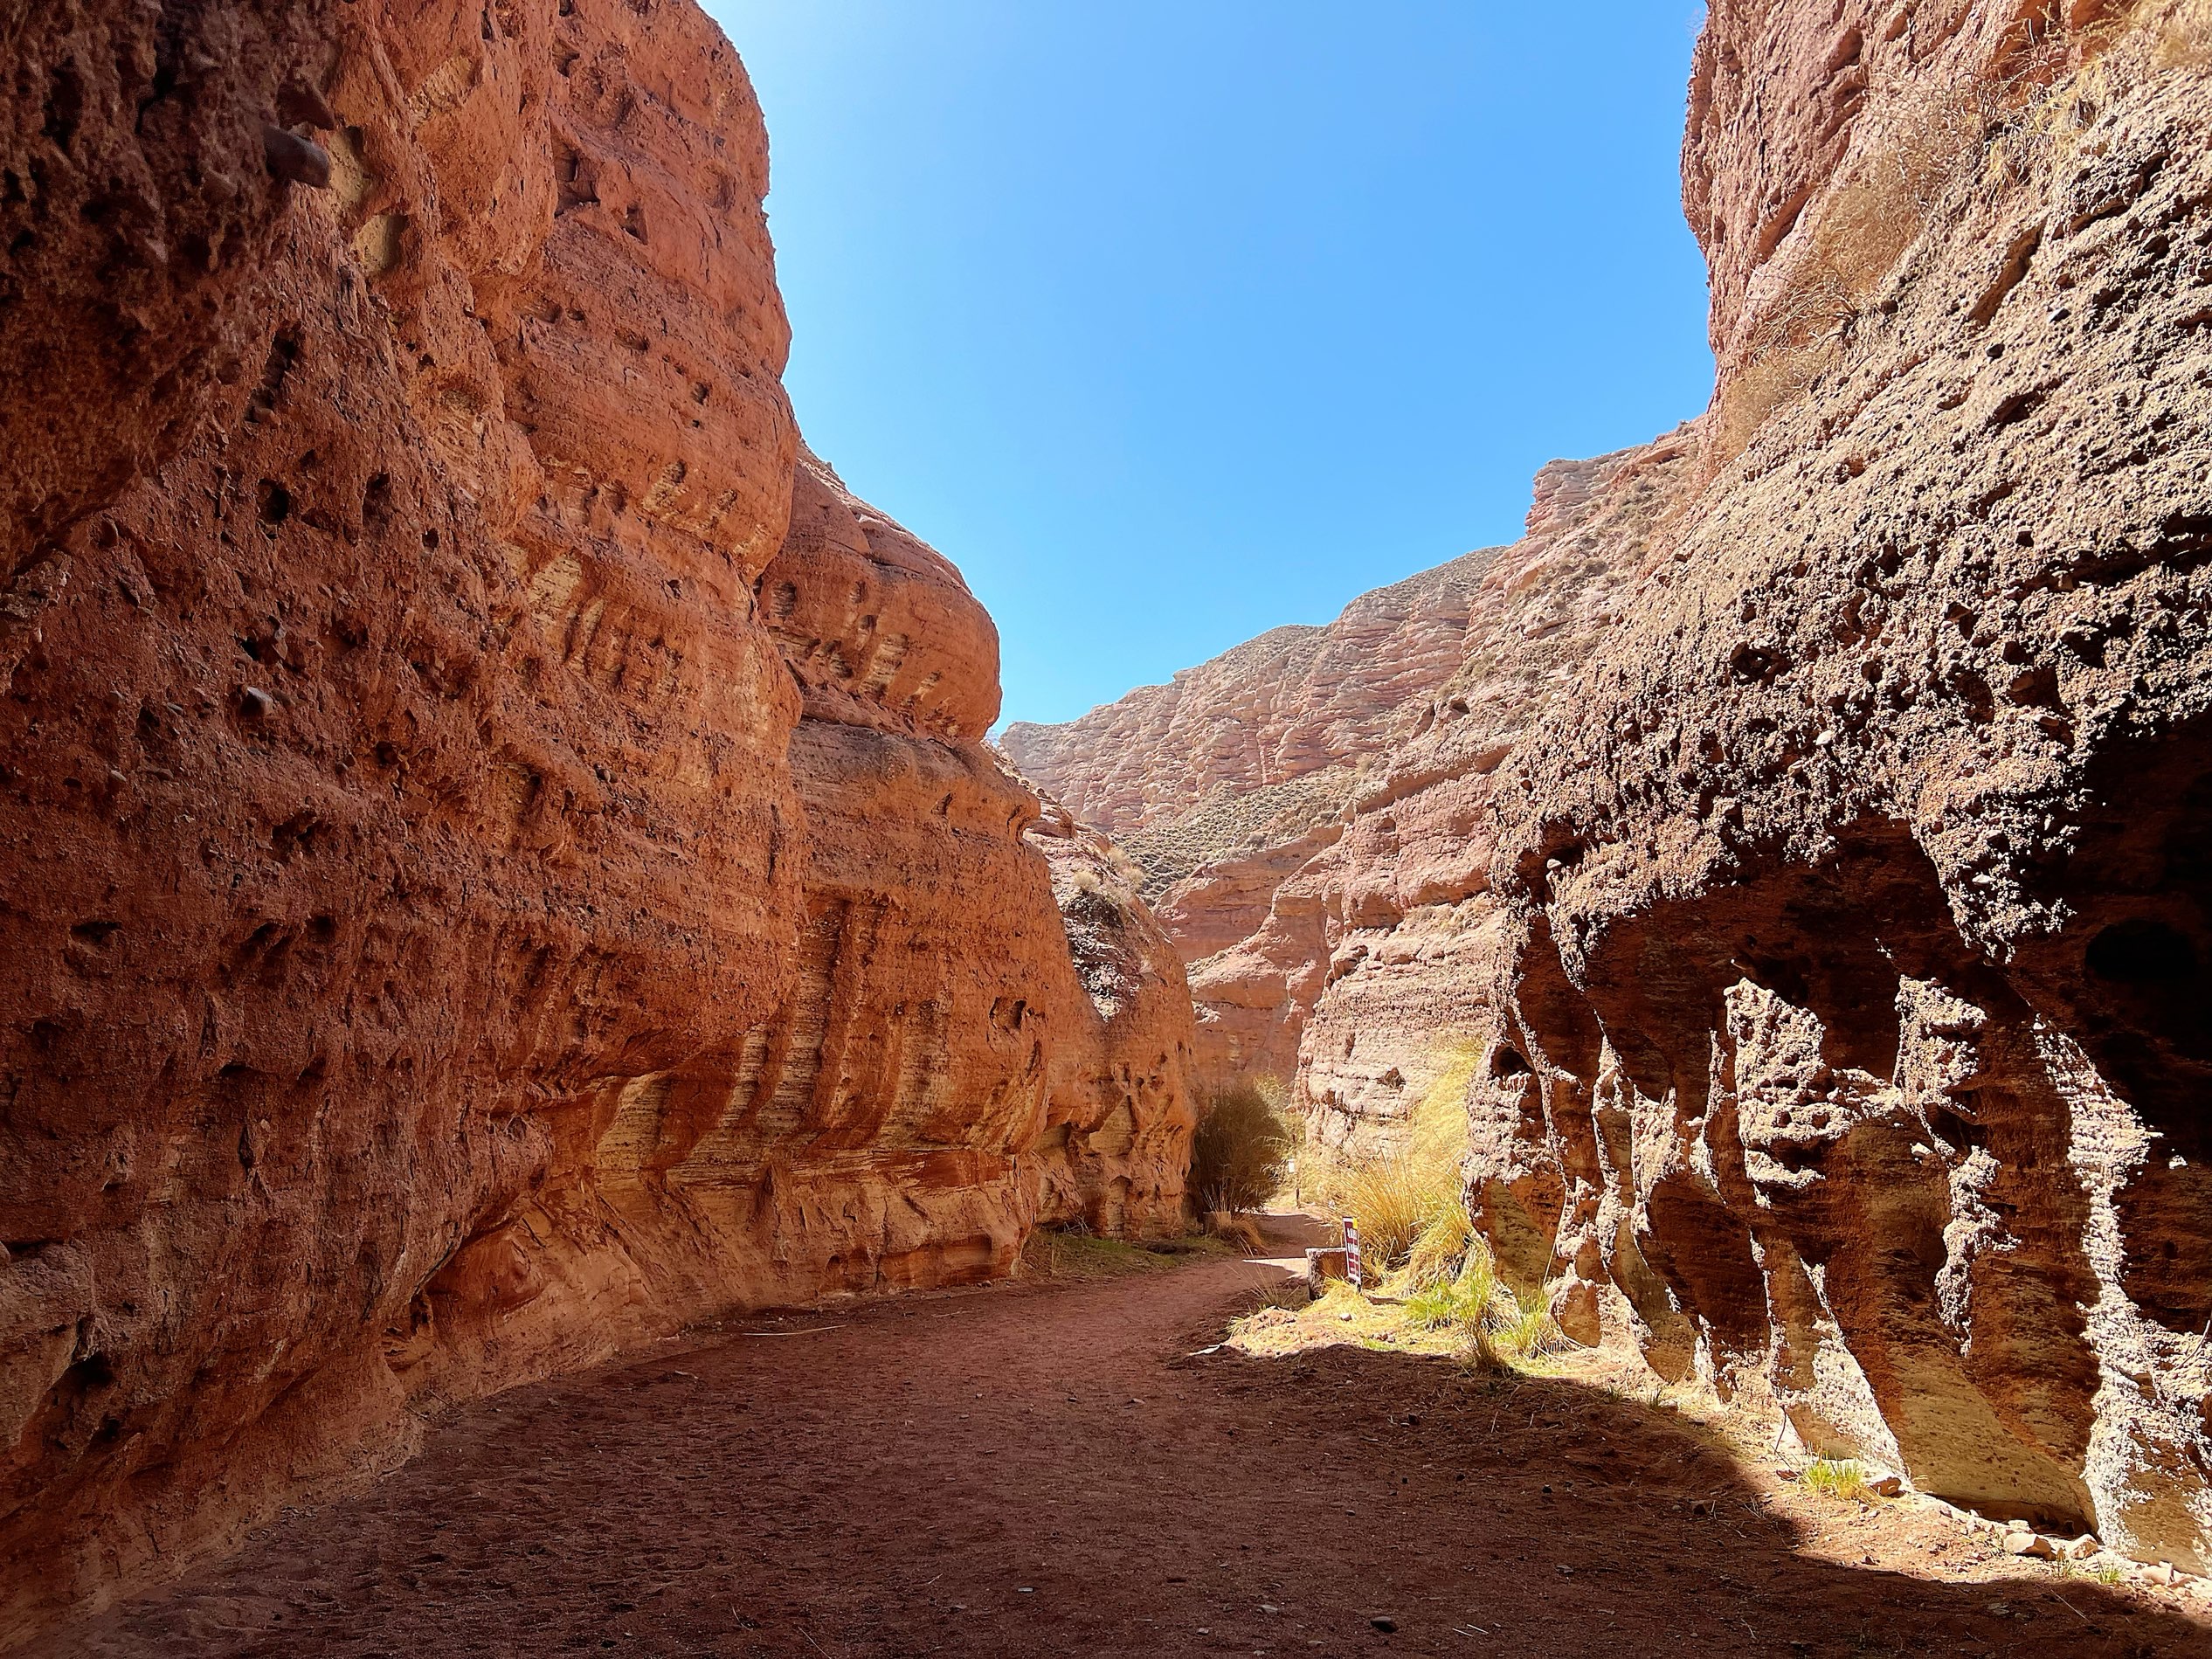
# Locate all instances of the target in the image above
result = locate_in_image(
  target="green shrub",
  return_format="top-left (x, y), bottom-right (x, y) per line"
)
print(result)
top-left (1189, 1081), bottom-right (1294, 1214)
top-left (1405, 1243), bottom-right (1502, 1334)
top-left (1397, 1242), bottom-right (1568, 1372)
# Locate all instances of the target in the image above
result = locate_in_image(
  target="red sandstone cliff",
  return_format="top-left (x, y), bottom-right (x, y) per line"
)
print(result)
top-left (1019, 0), bottom-right (2212, 1573)
top-left (1282, 438), bottom-right (1703, 1147)
top-left (1003, 549), bottom-right (1491, 841)
top-left (0, 1), bottom-right (1191, 1640)
top-left (1005, 550), bottom-right (1496, 1079)
top-left (1462, 0), bottom-right (2212, 1570)
top-left (1331, 0), bottom-right (2212, 1572)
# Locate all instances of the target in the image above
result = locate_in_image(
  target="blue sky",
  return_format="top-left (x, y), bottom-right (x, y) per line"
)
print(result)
top-left (705, 3), bottom-right (1716, 728)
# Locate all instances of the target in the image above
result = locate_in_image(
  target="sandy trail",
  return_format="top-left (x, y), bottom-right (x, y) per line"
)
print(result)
top-left (54, 1253), bottom-right (2205, 1657)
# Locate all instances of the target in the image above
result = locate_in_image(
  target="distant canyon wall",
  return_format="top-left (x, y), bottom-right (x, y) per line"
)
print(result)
top-left (1004, 549), bottom-right (1497, 1082)
top-left (1017, 0), bottom-right (2212, 1569)
top-left (0, 0), bottom-right (1190, 1640)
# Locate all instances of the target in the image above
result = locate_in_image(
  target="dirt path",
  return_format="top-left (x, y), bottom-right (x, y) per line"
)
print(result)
top-left (54, 1255), bottom-right (2206, 1657)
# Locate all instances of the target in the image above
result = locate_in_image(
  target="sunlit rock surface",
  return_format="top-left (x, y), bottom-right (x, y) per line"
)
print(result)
top-left (0, 2), bottom-right (1191, 1638)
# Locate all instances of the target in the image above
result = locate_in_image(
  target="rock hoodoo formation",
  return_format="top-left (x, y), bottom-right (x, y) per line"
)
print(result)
top-left (0, 0), bottom-right (1190, 1641)
top-left (1022, 0), bottom-right (2212, 1573)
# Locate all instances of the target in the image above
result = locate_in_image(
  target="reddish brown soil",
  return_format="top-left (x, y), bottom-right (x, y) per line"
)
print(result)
top-left (52, 1260), bottom-right (2206, 1658)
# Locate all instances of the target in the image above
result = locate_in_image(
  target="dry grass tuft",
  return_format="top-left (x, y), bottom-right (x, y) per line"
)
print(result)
top-left (1191, 1079), bottom-right (1295, 1216)
top-left (1803, 1457), bottom-right (1872, 1503)
top-left (1228, 1242), bottom-right (1567, 1376)
top-left (1713, 340), bottom-right (1839, 469)
top-left (1207, 1212), bottom-right (1264, 1254)
top-left (1299, 1040), bottom-right (1484, 1285)
top-left (1475, 1285), bottom-right (1568, 1370)
top-left (1276, 1040), bottom-right (1580, 1373)
top-left (2155, 0), bottom-right (2212, 67)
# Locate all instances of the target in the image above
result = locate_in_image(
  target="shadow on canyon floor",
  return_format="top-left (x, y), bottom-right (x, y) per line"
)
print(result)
top-left (48, 1258), bottom-right (2206, 1658)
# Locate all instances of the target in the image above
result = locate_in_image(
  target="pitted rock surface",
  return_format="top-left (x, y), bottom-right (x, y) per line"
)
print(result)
top-left (0, 1), bottom-right (1191, 1641)
top-left (1028, 0), bottom-right (2212, 1573)
top-left (1471, 0), bottom-right (2212, 1573)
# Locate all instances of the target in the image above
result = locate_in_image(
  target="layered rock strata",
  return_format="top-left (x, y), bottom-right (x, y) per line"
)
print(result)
top-left (761, 455), bottom-right (1196, 1257)
top-left (1289, 438), bottom-right (1702, 1154)
top-left (1006, 550), bottom-right (1495, 1078)
top-left (0, 1), bottom-right (1190, 1641)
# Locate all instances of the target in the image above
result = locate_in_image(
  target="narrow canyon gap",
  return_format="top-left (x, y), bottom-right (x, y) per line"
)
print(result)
top-left (1010, 0), bottom-right (2212, 1578)
top-left (3, 0), bottom-right (2212, 1649)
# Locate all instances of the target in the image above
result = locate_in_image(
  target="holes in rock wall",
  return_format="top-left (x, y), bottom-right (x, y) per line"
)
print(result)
top-left (43, 63), bottom-right (83, 153)
top-left (1946, 666), bottom-right (1995, 722)
top-left (562, 146), bottom-right (605, 214)
top-left (58, 1351), bottom-right (114, 1397)
top-left (2087, 917), bottom-right (2198, 985)
top-left (1969, 225), bottom-right (2044, 328)
top-left (354, 211), bottom-right (407, 280)
top-left (1729, 642), bottom-right (1787, 685)
top-left (2028, 711), bottom-right (2212, 1159)
top-left (271, 812), bottom-right (322, 863)
top-left (247, 329), bottom-right (301, 425)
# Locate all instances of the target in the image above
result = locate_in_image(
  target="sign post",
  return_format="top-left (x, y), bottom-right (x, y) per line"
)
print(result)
top-left (1343, 1218), bottom-right (1362, 1291)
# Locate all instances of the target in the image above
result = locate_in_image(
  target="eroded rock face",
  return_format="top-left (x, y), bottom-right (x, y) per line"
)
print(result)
top-left (750, 453), bottom-right (1196, 1270)
top-left (1291, 440), bottom-right (1702, 1157)
top-left (1010, 440), bottom-right (1697, 1103)
top-left (1006, 551), bottom-right (1496, 1080)
top-left (0, 2), bottom-right (1190, 1639)
top-left (1017, 784), bottom-right (1201, 1237)
top-left (1022, 0), bottom-right (2212, 1571)
top-left (1470, 0), bottom-right (2212, 1568)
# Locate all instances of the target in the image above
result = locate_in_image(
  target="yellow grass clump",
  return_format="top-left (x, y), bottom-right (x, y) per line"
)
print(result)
top-left (1802, 1457), bottom-right (1872, 1503)
top-left (1297, 1038), bottom-right (1486, 1288)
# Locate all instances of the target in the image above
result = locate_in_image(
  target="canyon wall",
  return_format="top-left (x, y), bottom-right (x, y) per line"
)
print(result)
top-left (1002, 550), bottom-right (1493, 839)
top-left (0, 0), bottom-right (1190, 1641)
top-left (1287, 438), bottom-right (1703, 1152)
top-left (1464, 0), bottom-right (2212, 1570)
top-left (1024, 0), bottom-right (2212, 1571)
top-left (1005, 550), bottom-right (1496, 1080)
